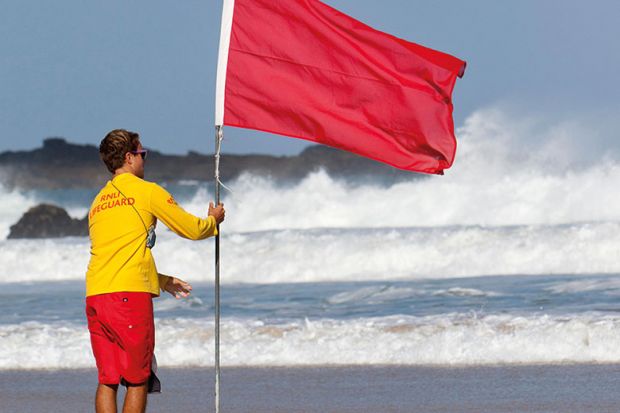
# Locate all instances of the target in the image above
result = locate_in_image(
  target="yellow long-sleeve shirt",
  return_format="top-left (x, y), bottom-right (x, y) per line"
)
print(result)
top-left (86, 173), bottom-right (217, 297)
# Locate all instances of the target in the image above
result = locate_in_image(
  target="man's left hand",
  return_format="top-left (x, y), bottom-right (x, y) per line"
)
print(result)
top-left (163, 276), bottom-right (193, 299)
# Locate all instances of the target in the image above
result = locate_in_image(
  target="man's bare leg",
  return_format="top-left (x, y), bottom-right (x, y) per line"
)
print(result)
top-left (122, 382), bottom-right (148, 413)
top-left (96, 384), bottom-right (119, 413)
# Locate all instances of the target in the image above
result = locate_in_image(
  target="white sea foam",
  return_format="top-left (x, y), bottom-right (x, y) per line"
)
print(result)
top-left (179, 164), bottom-right (620, 233)
top-left (1, 108), bottom-right (619, 283)
top-left (0, 108), bottom-right (619, 237)
top-left (3, 313), bottom-right (620, 369)
top-left (158, 221), bottom-right (620, 281)
top-left (0, 238), bottom-right (89, 283)
top-left (0, 321), bottom-right (92, 370)
top-left (171, 108), bottom-right (620, 232)
top-left (1, 221), bottom-right (619, 284)
top-left (0, 186), bottom-right (37, 239)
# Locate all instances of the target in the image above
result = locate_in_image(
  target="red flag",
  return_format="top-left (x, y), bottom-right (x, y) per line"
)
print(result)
top-left (215, 0), bottom-right (466, 174)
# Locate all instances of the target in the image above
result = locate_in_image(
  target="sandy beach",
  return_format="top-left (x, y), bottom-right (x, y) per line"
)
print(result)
top-left (2, 364), bottom-right (620, 412)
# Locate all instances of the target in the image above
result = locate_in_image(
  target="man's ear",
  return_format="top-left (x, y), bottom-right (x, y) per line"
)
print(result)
top-left (124, 151), bottom-right (133, 166)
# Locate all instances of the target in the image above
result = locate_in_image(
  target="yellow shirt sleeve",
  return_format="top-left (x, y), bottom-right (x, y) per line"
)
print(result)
top-left (149, 183), bottom-right (218, 240)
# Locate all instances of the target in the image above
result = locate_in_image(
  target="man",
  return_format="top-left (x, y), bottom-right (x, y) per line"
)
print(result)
top-left (85, 129), bottom-right (225, 413)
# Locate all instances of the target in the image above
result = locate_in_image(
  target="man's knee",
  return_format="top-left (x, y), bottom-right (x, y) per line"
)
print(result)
top-left (98, 383), bottom-right (119, 392)
top-left (124, 380), bottom-right (148, 388)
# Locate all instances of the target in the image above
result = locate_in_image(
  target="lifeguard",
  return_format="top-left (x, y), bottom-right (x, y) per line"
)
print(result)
top-left (85, 129), bottom-right (225, 413)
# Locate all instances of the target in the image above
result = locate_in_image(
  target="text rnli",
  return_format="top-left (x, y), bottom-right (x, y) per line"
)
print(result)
top-left (90, 192), bottom-right (135, 219)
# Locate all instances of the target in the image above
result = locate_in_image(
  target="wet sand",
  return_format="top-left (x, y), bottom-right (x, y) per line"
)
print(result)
top-left (2, 364), bottom-right (620, 412)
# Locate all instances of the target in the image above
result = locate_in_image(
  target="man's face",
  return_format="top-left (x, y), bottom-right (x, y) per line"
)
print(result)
top-left (126, 141), bottom-right (146, 179)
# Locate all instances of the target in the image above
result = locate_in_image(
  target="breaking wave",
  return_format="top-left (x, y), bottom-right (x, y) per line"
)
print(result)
top-left (1, 221), bottom-right (619, 284)
top-left (1, 108), bottom-right (620, 238)
top-left (1, 108), bottom-right (618, 282)
top-left (3, 313), bottom-right (620, 369)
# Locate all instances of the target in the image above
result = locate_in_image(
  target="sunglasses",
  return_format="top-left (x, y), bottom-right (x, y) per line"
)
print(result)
top-left (130, 149), bottom-right (148, 160)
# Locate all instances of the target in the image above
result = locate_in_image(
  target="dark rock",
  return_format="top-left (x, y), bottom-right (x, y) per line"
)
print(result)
top-left (8, 204), bottom-right (88, 239)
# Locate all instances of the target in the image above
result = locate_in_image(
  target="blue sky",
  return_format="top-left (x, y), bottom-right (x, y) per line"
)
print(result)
top-left (1, 0), bottom-right (618, 155)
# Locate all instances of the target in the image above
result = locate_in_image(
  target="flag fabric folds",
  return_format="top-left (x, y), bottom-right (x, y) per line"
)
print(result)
top-left (215, 0), bottom-right (466, 174)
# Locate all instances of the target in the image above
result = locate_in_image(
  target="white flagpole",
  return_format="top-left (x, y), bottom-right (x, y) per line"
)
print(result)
top-left (214, 1), bottom-right (234, 411)
top-left (213, 125), bottom-right (223, 413)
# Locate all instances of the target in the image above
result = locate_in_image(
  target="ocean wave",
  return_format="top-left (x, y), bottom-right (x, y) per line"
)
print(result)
top-left (1, 221), bottom-right (619, 284)
top-left (3, 313), bottom-right (620, 369)
top-left (176, 108), bottom-right (620, 232)
top-left (2, 109), bottom-right (620, 239)
top-left (0, 187), bottom-right (37, 240)
top-left (178, 163), bottom-right (620, 233)
top-left (326, 286), bottom-right (420, 305)
top-left (546, 278), bottom-right (620, 295)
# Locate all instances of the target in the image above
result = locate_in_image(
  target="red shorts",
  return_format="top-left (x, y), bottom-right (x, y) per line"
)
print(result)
top-left (86, 292), bottom-right (154, 385)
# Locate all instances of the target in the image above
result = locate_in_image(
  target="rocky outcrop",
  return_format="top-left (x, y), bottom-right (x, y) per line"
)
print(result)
top-left (0, 137), bottom-right (419, 190)
top-left (8, 204), bottom-right (88, 239)
top-left (0, 138), bottom-right (108, 190)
